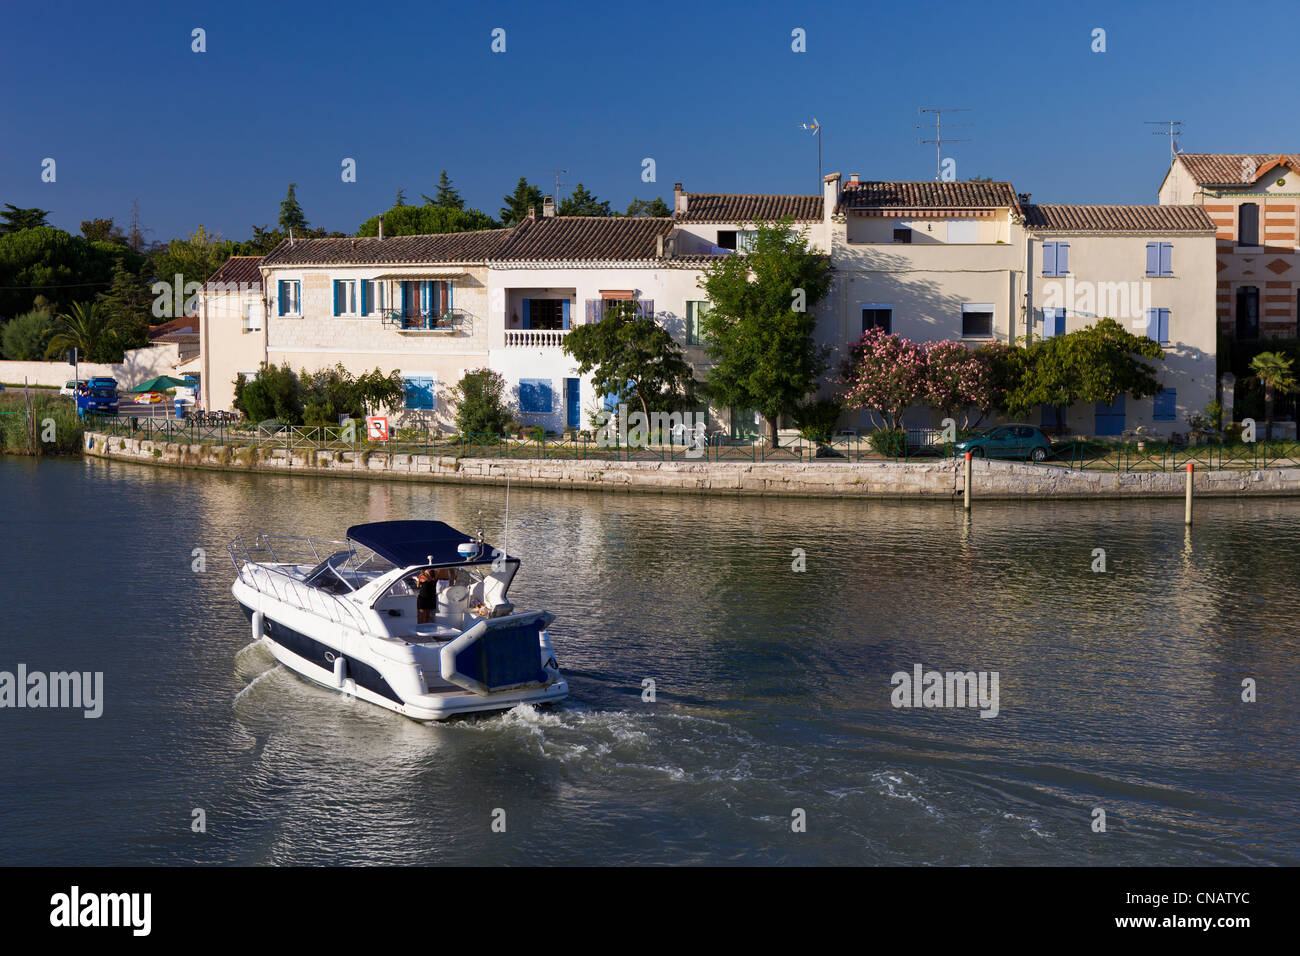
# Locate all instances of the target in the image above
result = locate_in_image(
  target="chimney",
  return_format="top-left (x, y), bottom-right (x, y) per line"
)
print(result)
top-left (378, 216), bottom-right (384, 239)
top-left (542, 195), bottom-right (556, 218)
top-left (656, 234), bottom-right (664, 257)
top-left (674, 182), bottom-right (687, 215)
top-left (528, 205), bottom-right (536, 220)
top-left (849, 173), bottom-right (859, 183)
top-left (1017, 192), bottom-right (1032, 204)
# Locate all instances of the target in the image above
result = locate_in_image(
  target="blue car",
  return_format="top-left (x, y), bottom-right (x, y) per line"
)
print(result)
top-left (955, 424), bottom-right (1055, 462)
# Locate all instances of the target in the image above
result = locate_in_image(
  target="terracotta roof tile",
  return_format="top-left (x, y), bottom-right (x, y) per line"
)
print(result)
top-left (1022, 204), bottom-right (1215, 232)
top-left (838, 180), bottom-right (1020, 213)
top-left (204, 255), bottom-right (264, 288)
top-left (260, 230), bottom-right (511, 266)
top-left (1175, 153), bottom-right (1300, 187)
top-left (676, 193), bottom-right (823, 223)
top-left (492, 217), bottom-right (675, 262)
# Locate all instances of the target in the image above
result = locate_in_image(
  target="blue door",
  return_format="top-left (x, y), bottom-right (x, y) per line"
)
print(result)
top-left (1095, 395), bottom-right (1126, 436)
top-left (565, 378), bottom-right (580, 429)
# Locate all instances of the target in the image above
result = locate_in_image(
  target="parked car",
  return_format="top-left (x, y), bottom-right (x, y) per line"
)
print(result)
top-left (955, 424), bottom-right (1055, 462)
top-left (60, 379), bottom-right (89, 396)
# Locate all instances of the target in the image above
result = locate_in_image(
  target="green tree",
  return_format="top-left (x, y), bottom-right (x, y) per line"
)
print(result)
top-left (80, 218), bottom-right (125, 244)
top-left (426, 170), bottom-right (464, 209)
top-left (1248, 351), bottom-right (1297, 441)
top-left (624, 197), bottom-right (672, 217)
top-left (0, 226), bottom-right (121, 316)
top-left (0, 204), bottom-right (51, 234)
top-left (278, 183), bottom-right (309, 234)
top-left (562, 300), bottom-right (696, 421)
top-left (698, 219), bottom-right (833, 445)
top-left (45, 301), bottom-right (124, 362)
top-left (1, 308), bottom-right (56, 360)
top-left (451, 368), bottom-right (514, 436)
top-left (500, 177), bottom-right (544, 226)
top-left (558, 183), bottom-right (612, 217)
top-left (394, 188), bottom-right (407, 207)
top-left (356, 204), bottom-right (498, 236)
top-left (236, 363), bottom-right (303, 424)
top-left (150, 226), bottom-right (238, 309)
top-left (1006, 318), bottom-right (1164, 430)
top-left (96, 258), bottom-right (153, 348)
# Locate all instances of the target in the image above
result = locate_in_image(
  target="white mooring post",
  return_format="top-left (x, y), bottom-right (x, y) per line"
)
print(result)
top-left (964, 451), bottom-right (973, 511)
top-left (1185, 461), bottom-right (1194, 526)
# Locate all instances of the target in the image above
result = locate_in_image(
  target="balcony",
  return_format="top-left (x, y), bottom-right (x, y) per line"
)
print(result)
top-left (505, 328), bottom-right (568, 348)
top-left (381, 310), bottom-right (462, 334)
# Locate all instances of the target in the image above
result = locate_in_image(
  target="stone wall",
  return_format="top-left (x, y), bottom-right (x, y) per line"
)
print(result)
top-left (82, 432), bottom-right (1300, 499)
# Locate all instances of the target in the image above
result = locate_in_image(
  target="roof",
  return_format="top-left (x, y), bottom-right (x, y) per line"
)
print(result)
top-left (261, 230), bottom-right (511, 266)
top-left (148, 316), bottom-right (198, 339)
top-left (1174, 153), bottom-right (1300, 187)
top-left (492, 216), bottom-right (675, 262)
top-left (1021, 204), bottom-right (1215, 232)
top-left (838, 180), bottom-right (1021, 214)
top-left (347, 520), bottom-right (501, 568)
top-left (205, 255), bottom-right (264, 288)
top-left (676, 193), bottom-right (823, 223)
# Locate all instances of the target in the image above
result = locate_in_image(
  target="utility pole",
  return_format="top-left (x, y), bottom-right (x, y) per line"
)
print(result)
top-left (916, 108), bottom-right (972, 181)
top-left (799, 119), bottom-right (822, 190)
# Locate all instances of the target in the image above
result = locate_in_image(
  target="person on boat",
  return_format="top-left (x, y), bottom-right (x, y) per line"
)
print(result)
top-left (415, 568), bottom-right (458, 623)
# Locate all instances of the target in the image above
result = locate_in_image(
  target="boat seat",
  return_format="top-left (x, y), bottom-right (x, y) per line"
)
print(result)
top-left (412, 623), bottom-right (461, 643)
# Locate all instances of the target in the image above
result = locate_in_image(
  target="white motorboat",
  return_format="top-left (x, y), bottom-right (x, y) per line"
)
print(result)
top-left (228, 520), bottom-right (568, 720)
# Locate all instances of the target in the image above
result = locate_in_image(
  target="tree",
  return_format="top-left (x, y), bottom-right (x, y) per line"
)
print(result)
top-left (698, 219), bottom-right (833, 445)
top-left (558, 183), bottom-right (612, 217)
top-left (127, 199), bottom-right (148, 253)
top-left (1248, 351), bottom-right (1297, 442)
top-left (356, 204), bottom-right (498, 237)
top-left (96, 258), bottom-right (154, 346)
top-left (1, 309), bottom-right (56, 360)
top-left (394, 188), bottom-right (407, 207)
top-left (922, 340), bottom-right (996, 428)
top-left (80, 218), bottom-right (125, 244)
top-left (425, 170), bottom-right (464, 209)
top-left (624, 197), bottom-right (672, 217)
top-left (451, 368), bottom-right (514, 436)
top-left (500, 177), bottom-right (544, 226)
top-left (1006, 318), bottom-right (1164, 430)
top-left (838, 328), bottom-right (927, 429)
top-left (0, 226), bottom-right (122, 317)
top-left (235, 363), bottom-right (303, 424)
top-left (562, 300), bottom-right (696, 421)
top-left (150, 226), bottom-right (238, 305)
top-left (278, 183), bottom-right (309, 234)
top-left (45, 301), bottom-right (124, 363)
top-left (0, 204), bottom-right (51, 234)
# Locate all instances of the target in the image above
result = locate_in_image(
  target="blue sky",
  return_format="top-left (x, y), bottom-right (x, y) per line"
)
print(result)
top-left (2, 0), bottom-right (1295, 242)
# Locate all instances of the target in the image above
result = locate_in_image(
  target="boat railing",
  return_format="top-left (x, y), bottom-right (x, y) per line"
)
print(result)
top-left (228, 534), bottom-right (369, 632)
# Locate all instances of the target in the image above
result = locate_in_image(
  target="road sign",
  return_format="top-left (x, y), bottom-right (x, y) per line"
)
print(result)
top-left (366, 416), bottom-right (389, 441)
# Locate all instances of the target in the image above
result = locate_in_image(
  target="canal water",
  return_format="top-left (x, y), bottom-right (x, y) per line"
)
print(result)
top-left (1, 456), bottom-right (1297, 865)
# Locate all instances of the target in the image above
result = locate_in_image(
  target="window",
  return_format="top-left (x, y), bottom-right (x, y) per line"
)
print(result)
top-left (1236, 286), bottom-right (1259, 340)
top-left (962, 303), bottom-right (994, 338)
top-left (1145, 308), bottom-right (1171, 345)
top-left (361, 280), bottom-right (386, 316)
top-left (243, 303), bottom-right (261, 332)
top-left (1153, 389), bottom-right (1176, 422)
top-left (735, 230), bottom-right (758, 253)
top-left (522, 298), bottom-right (567, 330)
top-left (686, 301), bottom-right (710, 345)
top-left (402, 374), bottom-right (436, 411)
top-left (947, 220), bottom-right (978, 244)
top-left (892, 225), bottom-right (912, 244)
top-left (1145, 242), bottom-right (1173, 277)
top-left (519, 378), bottom-right (553, 414)
top-left (1042, 242), bottom-right (1069, 276)
top-left (1042, 307), bottom-right (1066, 339)
top-left (1238, 202), bottom-right (1259, 246)
top-left (333, 280), bottom-right (357, 315)
top-left (861, 304), bottom-right (892, 334)
top-left (277, 280), bottom-right (300, 316)
top-left (716, 230), bottom-right (737, 250)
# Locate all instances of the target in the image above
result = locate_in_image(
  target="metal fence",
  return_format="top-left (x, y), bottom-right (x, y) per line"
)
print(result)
top-left (87, 415), bottom-right (1300, 472)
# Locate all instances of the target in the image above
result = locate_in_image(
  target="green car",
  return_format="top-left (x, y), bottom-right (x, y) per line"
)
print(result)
top-left (955, 424), bottom-right (1054, 462)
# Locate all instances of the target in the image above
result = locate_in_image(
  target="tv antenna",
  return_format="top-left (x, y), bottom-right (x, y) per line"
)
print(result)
top-left (1145, 120), bottom-right (1184, 161)
top-left (543, 169), bottom-right (570, 209)
top-left (916, 108), bottom-right (972, 181)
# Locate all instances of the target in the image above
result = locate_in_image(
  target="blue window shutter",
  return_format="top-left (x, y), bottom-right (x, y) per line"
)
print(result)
top-left (1146, 309), bottom-right (1158, 339)
top-left (1154, 389), bottom-right (1176, 421)
top-left (522, 298), bottom-right (531, 329)
top-left (1058, 243), bottom-right (1068, 275)
top-left (643, 298), bottom-right (654, 318)
top-left (1160, 309), bottom-right (1170, 344)
top-left (278, 281), bottom-right (286, 316)
top-left (1042, 243), bottom-right (1057, 276)
top-left (585, 299), bottom-right (596, 323)
top-left (447, 282), bottom-right (453, 313)
top-left (1160, 243), bottom-right (1172, 276)
top-left (540, 379), bottom-right (553, 411)
top-left (1050, 309), bottom-right (1064, 337)
top-left (333, 281), bottom-right (340, 316)
top-left (562, 299), bottom-right (570, 329)
top-left (401, 282), bottom-right (407, 314)
top-left (1146, 243), bottom-right (1159, 276)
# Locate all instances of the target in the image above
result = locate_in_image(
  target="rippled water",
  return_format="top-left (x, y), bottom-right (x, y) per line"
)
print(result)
top-left (1, 456), bottom-right (1297, 864)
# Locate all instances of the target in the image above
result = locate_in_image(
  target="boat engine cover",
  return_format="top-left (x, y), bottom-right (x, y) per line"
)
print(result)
top-left (440, 611), bottom-right (556, 696)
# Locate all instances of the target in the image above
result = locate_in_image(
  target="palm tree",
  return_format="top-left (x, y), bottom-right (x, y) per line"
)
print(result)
top-left (1248, 351), bottom-right (1297, 442)
top-left (44, 301), bottom-right (119, 360)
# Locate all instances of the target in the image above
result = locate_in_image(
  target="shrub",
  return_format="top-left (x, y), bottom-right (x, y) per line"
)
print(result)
top-left (868, 428), bottom-right (908, 457)
top-left (235, 363), bottom-right (303, 424)
top-left (792, 397), bottom-right (843, 441)
top-left (1, 309), bottom-right (56, 360)
top-left (452, 368), bottom-right (513, 437)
